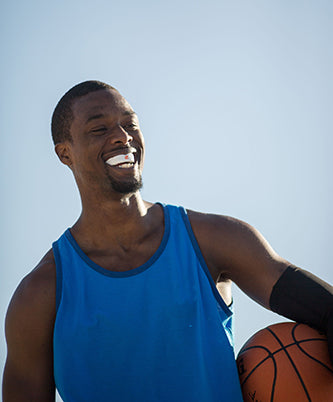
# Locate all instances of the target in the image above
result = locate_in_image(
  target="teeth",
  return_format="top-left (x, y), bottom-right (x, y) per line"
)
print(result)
top-left (106, 153), bottom-right (135, 166)
top-left (118, 163), bottom-right (134, 169)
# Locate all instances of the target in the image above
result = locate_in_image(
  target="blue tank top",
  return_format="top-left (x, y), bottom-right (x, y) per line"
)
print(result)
top-left (53, 204), bottom-right (243, 401)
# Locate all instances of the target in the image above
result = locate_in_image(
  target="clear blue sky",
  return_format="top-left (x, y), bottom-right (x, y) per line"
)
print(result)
top-left (1, 1), bottom-right (332, 398)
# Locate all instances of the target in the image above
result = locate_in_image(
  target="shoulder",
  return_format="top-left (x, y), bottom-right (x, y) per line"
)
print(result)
top-left (13, 249), bottom-right (56, 304)
top-left (186, 209), bottom-right (262, 252)
top-left (185, 210), bottom-right (242, 280)
top-left (3, 250), bottom-right (57, 399)
top-left (187, 208), bottom-right (258, 231)
top-left (184, 208), bottom-right (288, 308)
top-left (5, 249), bottom-right (57, 336)
top-left (186, 209), bottom-right (281, 278)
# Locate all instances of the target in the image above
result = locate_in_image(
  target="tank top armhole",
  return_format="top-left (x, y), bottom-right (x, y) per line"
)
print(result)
top-left (52, 240), bottom-right (63, 313)
top-left (179, 207), bottom-right (232, 318)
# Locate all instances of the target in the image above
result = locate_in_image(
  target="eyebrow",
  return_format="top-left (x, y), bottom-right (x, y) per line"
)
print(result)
top-left (124, 110), bottom-right (137, 116)
top-left (85, 110), bottom-right (137, 124)
top-left (85, 113), bottom-right (105, 124)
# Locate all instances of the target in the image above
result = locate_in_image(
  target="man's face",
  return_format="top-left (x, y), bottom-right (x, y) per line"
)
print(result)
top-left (64, 89), bottom-right (144, 197)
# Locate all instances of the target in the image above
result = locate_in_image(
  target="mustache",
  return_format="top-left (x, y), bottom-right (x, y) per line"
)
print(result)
top-left (112, 146), bottom-right (137, 154)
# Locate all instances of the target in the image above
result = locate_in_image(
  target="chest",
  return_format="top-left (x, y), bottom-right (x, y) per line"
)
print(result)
top-left (83, 229), bottom-right (164, 273)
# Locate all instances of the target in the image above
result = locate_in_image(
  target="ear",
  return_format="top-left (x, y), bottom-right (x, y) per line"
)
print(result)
top-left (55, 142), bottom-right (73, 168)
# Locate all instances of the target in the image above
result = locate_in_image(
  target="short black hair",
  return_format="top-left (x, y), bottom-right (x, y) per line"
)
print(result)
top-left (51, 80), bottom-right (117, 145)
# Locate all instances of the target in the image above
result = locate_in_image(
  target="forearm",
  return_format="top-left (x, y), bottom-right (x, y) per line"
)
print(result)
top-left (269, 265), bottom-right (333, 362)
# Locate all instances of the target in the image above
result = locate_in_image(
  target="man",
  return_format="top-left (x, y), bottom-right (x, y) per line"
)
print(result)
top-left (3, 81), bottom-right (333, 401)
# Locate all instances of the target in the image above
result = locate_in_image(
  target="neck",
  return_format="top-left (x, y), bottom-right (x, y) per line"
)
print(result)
top-left (71, 191), bottom-right (156, 248)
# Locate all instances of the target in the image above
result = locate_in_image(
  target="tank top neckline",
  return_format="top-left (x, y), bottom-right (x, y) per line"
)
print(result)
top-left (64, 203), bottom-right (171, 278)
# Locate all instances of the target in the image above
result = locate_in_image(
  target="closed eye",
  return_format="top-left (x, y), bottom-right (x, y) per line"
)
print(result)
top-left (90, 127), bottom-right (107, 134)
top-left (123, 123), bottom-right (138, 130)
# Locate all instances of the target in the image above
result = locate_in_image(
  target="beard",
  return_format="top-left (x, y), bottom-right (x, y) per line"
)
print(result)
top-left (103, 168), bottom-right (143, 195)
top-left (108, 175), bottom-right (143, 194)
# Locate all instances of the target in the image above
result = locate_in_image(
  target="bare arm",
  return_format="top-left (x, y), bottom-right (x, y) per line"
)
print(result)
top-left (3, 250), bottom-right (56, 402)
top-left (189, 210), bottom-right (333, 359)
top-left (188, 211), bottom-right (291, 308)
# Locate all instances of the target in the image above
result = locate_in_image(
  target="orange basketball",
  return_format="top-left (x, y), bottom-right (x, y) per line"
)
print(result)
top-left (236, 322), bottom-right (333, 402)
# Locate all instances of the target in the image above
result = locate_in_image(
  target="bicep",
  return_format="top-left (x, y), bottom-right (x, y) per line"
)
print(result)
top-left (189, 211), bottom-right (289, 308)
top-left (3, 268), bottom-right (56, 401)
top-left (222, 221), bottom-right (289, 308)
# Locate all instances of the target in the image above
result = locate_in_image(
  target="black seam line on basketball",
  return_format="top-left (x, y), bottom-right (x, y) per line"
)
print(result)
top-left (241, 339), bottom-right (329, 358)
top-left (238, 336), bottom-right (333, 390)
top-left (239, 337), bottom-right (326, 356)
top-left (237, 326), bottom-right (332, 400)
top-left (238, 344), bottom-right (278, 402)
top-left (240, 345), bottom-right (276, 385)
top-left (291, 323), bottom-right (333, 374)
top-left (266, 326), bottom-right (312, 402)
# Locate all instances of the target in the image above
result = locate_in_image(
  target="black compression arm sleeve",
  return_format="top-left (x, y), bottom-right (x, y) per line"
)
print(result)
top-left (269, 266), bottom-right (333, 363)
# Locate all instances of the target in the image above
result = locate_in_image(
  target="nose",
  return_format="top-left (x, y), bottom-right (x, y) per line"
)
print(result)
top-left (110, 124), bottom-right (133, 145)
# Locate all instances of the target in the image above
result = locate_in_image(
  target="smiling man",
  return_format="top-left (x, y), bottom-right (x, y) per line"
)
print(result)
top-left (56, 87), bottom-right (144, 196)
top-left (3, 80), bottom-right (333, 402)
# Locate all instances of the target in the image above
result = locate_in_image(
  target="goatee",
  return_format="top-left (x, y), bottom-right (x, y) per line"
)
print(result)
top-left (108, 175), bottom-right (143, 194)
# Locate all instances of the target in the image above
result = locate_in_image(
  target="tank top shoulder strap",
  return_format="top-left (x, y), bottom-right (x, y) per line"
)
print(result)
top-left (163, 204), bottom-right (233, 320)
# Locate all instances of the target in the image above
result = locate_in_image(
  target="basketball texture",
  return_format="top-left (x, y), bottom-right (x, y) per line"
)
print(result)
top-left (236, 322), bottom-right (333, 402)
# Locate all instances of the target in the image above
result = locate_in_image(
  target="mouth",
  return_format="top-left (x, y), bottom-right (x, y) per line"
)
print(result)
top-left (105, 151), bottom-right (137, 169)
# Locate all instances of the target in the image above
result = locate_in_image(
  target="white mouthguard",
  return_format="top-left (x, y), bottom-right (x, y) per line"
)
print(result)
top-left (106, 153), bottom-right (135, 166)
